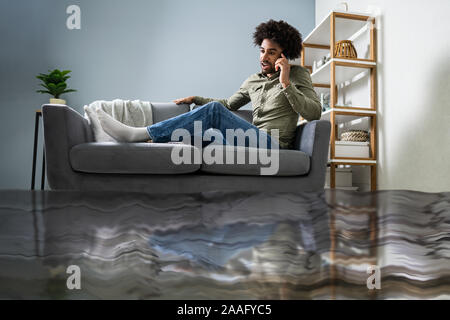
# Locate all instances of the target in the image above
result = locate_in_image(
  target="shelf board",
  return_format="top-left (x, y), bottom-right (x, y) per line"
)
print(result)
top-left (310, 58), bottom-right (376, 85)
top-left (325, 108), bottom-right (376, 122)
top-left (329, 159), bottom-right (377, 164)
top-left (304, 10), bottom-right (375, 46)
top-left (335, 141), bottom-right (369, 146)
top-left (299, 108), bottom-right (376, 125)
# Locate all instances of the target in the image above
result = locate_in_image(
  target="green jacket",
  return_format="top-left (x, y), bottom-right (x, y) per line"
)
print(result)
top-left (193, 65), bottom-right (322, 149)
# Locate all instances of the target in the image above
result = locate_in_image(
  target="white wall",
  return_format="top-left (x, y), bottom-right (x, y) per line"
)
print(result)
top-left (316, 0), bottom-right (450, 192)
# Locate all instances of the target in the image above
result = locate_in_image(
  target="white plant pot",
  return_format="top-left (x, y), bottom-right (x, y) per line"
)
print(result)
top-left (49, 98), bottom-right (66, 105)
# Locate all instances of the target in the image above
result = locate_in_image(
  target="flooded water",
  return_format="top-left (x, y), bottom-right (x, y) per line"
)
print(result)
top-left (0, 189), bottom-right (449, 299)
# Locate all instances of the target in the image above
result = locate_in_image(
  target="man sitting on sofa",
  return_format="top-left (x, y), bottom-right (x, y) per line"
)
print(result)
top-left (97, 19), bottom-right (322, 150)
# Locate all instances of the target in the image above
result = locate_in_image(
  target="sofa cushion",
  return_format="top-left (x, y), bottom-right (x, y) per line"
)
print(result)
top-left (70, 142), bottom-right (201, 174)
top-left (199, 146), bottom-right (310, 176)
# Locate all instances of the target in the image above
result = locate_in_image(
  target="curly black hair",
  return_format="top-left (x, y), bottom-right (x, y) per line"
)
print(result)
top-left (252, 19), bottom-right (303, 60)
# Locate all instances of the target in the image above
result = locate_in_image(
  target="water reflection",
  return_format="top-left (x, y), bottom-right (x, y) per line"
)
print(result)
top-left (0, 189), bottom-right (448, 299)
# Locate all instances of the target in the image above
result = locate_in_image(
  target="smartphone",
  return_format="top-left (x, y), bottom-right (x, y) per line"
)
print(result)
top-left (276, 52), bottom-right (286, 71)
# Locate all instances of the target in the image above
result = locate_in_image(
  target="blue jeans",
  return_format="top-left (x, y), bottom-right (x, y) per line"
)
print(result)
top-left (146, 102), bottom-right (279, 149)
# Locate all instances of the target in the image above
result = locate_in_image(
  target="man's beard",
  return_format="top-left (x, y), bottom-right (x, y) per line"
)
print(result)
top-left (262, 64), bottom-right (276, 75)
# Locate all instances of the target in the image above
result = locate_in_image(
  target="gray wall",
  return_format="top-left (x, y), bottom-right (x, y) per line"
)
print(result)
top-left (0, 0), bottom-right (315, 189)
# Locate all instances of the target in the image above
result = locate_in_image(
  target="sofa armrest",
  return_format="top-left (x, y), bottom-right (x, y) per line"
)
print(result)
top-left (42, 104), bottom-right (94, 189)
top-left (293, 120), bottom-right (331, 189)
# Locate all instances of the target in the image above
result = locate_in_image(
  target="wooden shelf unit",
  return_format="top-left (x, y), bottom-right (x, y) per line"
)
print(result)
top-left (301, 11), bottom-right (378, 191)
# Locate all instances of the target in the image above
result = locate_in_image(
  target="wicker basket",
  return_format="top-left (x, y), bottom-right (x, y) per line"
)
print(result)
top-left (334, 40), bottom-right (357, 59)
top-left (340, 130), bottom-right (369, 142)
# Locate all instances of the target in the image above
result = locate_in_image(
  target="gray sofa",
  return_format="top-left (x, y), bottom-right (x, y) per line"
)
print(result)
top-left (42, 103), bottom-right (331, 193)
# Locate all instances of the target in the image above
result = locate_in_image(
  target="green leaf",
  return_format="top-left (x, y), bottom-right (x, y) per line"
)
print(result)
top-left (62, 89), bottom-right (77, 94)
top-left (36, 90), bottom-right (52, 95)
top-left (49, 75), bottom-right (62, 83)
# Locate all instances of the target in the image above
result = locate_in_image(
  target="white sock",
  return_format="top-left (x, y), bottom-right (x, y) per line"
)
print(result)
top-left (96, 108), bottom-right (151, 142)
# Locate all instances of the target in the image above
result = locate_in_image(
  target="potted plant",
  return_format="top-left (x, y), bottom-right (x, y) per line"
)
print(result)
top-left (36, 69), bottom-right (77, 104)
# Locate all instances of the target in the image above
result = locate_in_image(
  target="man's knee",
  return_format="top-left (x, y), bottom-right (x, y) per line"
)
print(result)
top-left (194, 102), bottom-right (222, 114)
top-left (207, 101), bottom-right (227, 112)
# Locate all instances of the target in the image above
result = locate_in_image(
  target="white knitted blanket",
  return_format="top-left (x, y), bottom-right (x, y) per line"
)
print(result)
top-left (83, 99), bottom-right (153, 142)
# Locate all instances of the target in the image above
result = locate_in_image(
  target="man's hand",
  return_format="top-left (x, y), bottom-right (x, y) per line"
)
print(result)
top-left (275, 53), bottom-right (291, 88)
top-left (173, 96), bottom-right (195, 105)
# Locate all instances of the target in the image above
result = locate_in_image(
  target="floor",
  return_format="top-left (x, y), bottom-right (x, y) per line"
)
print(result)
top-left (0, 189), bottom-right (449, 299)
